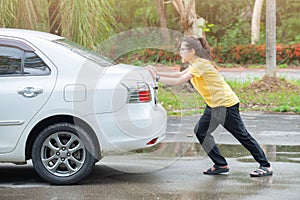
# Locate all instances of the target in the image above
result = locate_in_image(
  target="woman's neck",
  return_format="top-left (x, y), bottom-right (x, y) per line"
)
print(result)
top-left (188, 56), bottom-right (200, 64)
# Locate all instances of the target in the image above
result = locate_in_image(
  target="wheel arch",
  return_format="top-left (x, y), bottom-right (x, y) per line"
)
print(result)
top-left (25, 115), bottom-right (101, 161)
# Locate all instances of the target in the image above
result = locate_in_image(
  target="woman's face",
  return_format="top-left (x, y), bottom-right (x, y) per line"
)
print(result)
top-left (179, 42), bottom-right (194, 63)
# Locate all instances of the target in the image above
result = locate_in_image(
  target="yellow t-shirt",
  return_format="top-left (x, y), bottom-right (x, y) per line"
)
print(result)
top-left (189, 58), bottom-right (239, 108)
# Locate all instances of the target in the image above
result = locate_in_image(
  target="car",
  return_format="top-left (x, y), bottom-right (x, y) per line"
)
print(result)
top-left (0, 28), bottom-right (167, 184)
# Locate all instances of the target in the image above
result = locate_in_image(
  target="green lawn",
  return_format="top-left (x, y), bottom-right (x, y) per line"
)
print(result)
top-left (158, 79), bottom-right (300, 115)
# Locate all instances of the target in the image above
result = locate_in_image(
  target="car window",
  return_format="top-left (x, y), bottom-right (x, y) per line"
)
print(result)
top-left (0, 46), bottom-right (22, 75)
top-left (55, 39), bottom-right (114, 67)
top-left (24, 52), bottom-right (51, 75)
top-left (0, 46), bottom-right (50, 76)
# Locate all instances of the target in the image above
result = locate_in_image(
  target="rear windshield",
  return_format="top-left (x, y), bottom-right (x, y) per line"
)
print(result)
top-left (55, 39), bottom-right (114, 67)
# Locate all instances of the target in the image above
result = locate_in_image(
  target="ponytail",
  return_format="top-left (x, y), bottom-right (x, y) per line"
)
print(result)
top-left (198, 38), bottom-right (212, 58)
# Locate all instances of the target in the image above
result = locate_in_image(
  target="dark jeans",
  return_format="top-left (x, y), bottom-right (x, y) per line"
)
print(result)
top-left (194, 103), bottom-right (270, 167)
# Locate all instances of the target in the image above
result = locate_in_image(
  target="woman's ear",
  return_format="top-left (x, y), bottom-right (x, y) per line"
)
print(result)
top-left (190, 48), bottom-right (196, 55)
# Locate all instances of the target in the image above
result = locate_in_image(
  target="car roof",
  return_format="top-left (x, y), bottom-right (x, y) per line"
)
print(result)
top-left (0, 28), bottom-right (64, 41)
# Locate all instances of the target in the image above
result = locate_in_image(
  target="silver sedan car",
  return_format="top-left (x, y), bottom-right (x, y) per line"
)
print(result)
top-left (0, 28), bottom-right (167, 184)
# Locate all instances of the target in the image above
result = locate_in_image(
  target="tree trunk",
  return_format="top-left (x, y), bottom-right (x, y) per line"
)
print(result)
top-left (266, 0), bottom-right (276, 77)
top-left (171, 0), bottom-right (198, 36)
top-left (156, 0), bottom-right (167, 28)
top-left (48, 0), bottom-right (61, 35)
top-left (155, 0), bottom-right (171, 44)
top-left (251, 0), bottom-right (264, 45)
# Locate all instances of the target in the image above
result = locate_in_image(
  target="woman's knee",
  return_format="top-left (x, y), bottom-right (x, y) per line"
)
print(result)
top-left (194, 123), bottom-right (207, 141)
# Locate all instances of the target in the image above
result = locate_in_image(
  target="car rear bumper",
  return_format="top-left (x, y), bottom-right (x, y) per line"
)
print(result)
top-left (90, 103), bottom-right (167, 154)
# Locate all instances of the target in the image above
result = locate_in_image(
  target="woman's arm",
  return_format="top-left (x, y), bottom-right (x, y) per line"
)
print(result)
top-left (146, 65), bottom-right (192, 85)
top-left (159, 70), bottom-right (193, 85)
top-left (157, 71), bottom-right (181, 78)
top-left (157, 67), bottom-right (190, 77)
top-left (146, 65), bottom-right (190, 78)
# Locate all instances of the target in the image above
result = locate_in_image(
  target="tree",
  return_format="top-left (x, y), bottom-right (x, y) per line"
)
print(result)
top-left (48, 0), bottom-right (61, 35)
top-left (171, 0), bottom-right (203, 37)
top-left (0, 0), bottom-right (48, 30)
top-left (251, 0), bottom-right (264, 44)
top-left (46, 0), bottom-right (117, 48)
top-left (0, 0), bottom-right (116, 48)
top-left (266, 0), bottom-right (276, 77)
top-left (156, 0), bottom-right (167, 29)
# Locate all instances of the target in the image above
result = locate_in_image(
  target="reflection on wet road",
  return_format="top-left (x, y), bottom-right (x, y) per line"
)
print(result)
top-left (136, 142), bottom-right (300, 164)
top-left (0, 113), bottom-right (299, 199)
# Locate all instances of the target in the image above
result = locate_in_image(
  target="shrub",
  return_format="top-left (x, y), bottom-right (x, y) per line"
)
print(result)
top-left (117, 44), bottom-right (300, 67)
top-left (212, 44), bottom-right (300, 66)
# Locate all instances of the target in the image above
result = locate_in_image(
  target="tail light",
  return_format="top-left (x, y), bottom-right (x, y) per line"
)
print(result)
top-left (123, 81), bottom-right (152, 103)
top-left (147, 137), bottom-right (158, 145)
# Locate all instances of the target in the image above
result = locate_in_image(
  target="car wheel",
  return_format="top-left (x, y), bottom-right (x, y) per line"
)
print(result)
top-left (32, 123), bottom-right (96, 184)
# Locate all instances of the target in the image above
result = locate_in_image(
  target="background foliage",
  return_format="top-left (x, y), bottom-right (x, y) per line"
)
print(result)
top-left (213, 43), bottom-right (300, 65)
top-left (113, 0), bottom-right (299, 66)
top-left (0, 0), bottom-right (299, 64)
top-left (0, 0), bottom-right (116, 48)
top-left (117, 43), bottom-right (300, 67)
top-left (114, 0), bottom-right (299, 47)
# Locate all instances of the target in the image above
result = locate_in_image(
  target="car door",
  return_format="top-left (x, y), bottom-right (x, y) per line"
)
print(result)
top-left (0, 38), bottom-right (57, 153)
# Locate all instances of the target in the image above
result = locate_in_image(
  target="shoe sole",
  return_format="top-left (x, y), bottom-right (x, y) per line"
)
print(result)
top-left (203, 168), bottom-right (229, 175)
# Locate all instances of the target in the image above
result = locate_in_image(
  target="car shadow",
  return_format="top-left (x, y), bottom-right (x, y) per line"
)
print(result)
top-left (0, 164), bottom-right (44, 185)
top-left (0, 163), bottom-right (153, 186)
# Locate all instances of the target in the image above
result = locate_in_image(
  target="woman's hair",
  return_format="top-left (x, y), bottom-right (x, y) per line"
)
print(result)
top-left (181, 36), bottom-right (213, 61)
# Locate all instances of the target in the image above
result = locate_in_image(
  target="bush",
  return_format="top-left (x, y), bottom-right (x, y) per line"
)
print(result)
top-left (117, 44), bottom-right (300, 67)
top-left (212, 44), bottom-right (300, 66)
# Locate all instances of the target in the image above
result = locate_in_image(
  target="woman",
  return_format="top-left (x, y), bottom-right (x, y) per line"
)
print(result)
top-left (146, 36), bottom-right (273, 177)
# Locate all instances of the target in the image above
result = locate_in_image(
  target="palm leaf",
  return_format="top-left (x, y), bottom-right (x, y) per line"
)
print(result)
top-left (57, 0), bottom-right (116, 48)
top-left (0, 0), bottom-right (18, 27)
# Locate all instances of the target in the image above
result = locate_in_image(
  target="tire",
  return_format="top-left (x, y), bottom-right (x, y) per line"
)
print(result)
top-left (32, 123), bottom-right (97, 184)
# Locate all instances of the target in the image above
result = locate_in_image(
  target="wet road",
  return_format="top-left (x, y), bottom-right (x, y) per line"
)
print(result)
top-left (166, 113), bottom-right (300, 145)
top-left (0, 156), bottom-right (299, 200)
top-left (0, 113), bottom-right (299, 200)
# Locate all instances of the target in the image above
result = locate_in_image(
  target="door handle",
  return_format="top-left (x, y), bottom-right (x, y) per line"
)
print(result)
top-left (18, 87), bottom-right (43, 98)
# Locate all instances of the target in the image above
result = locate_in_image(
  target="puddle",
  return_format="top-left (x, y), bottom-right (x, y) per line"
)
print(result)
top-left (134, 143), bottom-right (300, 163)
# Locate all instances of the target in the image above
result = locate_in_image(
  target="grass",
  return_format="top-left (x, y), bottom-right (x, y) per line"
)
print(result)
top-left (158, 79), bottom-right (300, 115)
top-left (158, 86), bottom-right (205, 115)
top-left (236, 88), bottom-right (300, 113)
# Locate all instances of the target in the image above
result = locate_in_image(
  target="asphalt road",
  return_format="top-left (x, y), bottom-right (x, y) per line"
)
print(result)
top-left (1, 157), bottom-right (299, 200)
top-left (0, 113), bottom-right (299, 200)
top-left (165, 113), bottom-right (300, 146)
